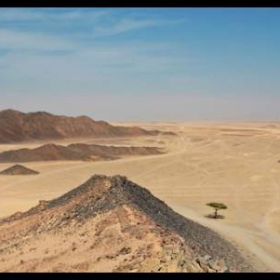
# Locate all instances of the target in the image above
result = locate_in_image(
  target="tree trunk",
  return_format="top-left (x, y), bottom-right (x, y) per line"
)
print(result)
top-left (214, 209), bottom-right (218, 219)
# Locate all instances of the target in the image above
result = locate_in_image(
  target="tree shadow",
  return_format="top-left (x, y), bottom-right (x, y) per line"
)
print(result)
top-left (205, 214), bottom-right (225, 219)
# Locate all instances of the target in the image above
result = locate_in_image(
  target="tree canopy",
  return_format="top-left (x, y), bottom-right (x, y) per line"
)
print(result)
top-left (206, 202), bottom-right (227, 210)
top-left (206, 202), bottom-right (228, 219)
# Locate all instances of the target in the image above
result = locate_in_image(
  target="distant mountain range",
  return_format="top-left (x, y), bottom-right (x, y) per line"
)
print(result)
top-left (0, 109), bottom-right (169, 143)
top-left (0, 143), bottom-right (163, 163)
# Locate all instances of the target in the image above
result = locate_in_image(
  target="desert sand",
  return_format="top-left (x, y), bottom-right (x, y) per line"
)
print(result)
top-left (1, 121), bottom-right (280, 271)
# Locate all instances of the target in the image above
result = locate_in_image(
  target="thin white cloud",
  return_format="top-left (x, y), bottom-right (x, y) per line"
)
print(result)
top-left (0, 9), bottom-right (44, 21)
top-left (0, 26), bottom-right (188, 73)
top-left (0, 38), bottom-right (188, 78)
top-left (0, 9), bottom-right (192, 112)
top-left (94, 17), bottom-right (185, 36)
top-left (0, 35), bottom-right (192, 100)
top-left (0, 29), bottom-right (77, 52)
top-left (0, 8), bottom-right (109, 22)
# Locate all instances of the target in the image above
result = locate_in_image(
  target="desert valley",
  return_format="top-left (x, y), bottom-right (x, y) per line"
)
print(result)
top-left (0, 109), bottom-right (280, 272)
top-left (2, 7), bottom-right (280, 274)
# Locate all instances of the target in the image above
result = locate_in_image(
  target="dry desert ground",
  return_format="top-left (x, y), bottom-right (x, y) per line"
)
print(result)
top-left (1, 121), bottom-right (280, 272)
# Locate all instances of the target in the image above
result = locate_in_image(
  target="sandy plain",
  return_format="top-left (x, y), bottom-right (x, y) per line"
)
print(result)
top-left (1, 121), bottom-right (280, 272)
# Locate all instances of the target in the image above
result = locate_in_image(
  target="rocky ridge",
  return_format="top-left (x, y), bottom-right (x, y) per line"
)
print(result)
top-left (0, 164), bottom-right (39, 175)
top-left (0, 175), bottom-right (254, 272)
top-left (0, 143), bottom-right (163, 162)
top-left (0, 109), bottom-right (171, 143)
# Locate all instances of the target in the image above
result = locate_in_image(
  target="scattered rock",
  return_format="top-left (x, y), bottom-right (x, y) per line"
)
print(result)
top-left (119, 247), bottom-right (132, 255)
top-left (0, 164), bottom-right (39, 175)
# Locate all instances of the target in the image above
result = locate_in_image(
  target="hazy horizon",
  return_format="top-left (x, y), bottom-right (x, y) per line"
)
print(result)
top-left (1, 8), bottom-right (280, 121)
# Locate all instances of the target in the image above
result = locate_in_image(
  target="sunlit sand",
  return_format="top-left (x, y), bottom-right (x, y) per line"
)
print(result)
top-left (1, 121), bottom-right (280, 271)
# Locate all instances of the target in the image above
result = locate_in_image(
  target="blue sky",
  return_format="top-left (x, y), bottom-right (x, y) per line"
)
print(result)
top-left (1, 8), bottom-right (280, 121)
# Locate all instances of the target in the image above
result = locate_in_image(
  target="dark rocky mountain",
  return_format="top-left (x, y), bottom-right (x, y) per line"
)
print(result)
top-left (0, 164), bottom-right (39, 175)
top-left (0, 143), bottom-right (163, 162)
top-left (0, 175), bottom-right (254, 272)
top-left (0, 109), bottom-right (163, 143)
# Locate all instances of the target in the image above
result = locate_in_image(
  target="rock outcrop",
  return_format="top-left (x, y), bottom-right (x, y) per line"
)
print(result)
top-left (0, 164), bottom-right (39, 175)
top-left (0, 143), bottom-right (163, 163)
top-left (0, 175), bottom-right (254, 272)
top-left (0, 109), bottom-right (162, 143)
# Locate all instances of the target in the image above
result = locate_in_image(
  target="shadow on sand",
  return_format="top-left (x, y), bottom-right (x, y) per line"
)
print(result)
top-left (205, 214), bottom-right (225, 219)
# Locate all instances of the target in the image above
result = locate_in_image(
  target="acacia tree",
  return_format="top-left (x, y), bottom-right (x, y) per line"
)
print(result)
top-left (206, 202), bottom-right (228, 219)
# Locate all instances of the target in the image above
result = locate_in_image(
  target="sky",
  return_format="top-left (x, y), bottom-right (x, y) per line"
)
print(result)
top-left (1, 8), bottom-right (280, 121)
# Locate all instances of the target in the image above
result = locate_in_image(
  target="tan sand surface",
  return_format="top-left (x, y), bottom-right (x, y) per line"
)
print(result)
top-left (1, 121), bottom-right (280, 271)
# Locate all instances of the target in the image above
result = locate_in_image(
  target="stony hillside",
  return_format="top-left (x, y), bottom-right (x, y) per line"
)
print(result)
top-left (0, 175), bottom-right (254, 272)
top-left (0, 143), bottom-right (163, 163)
top-left (0, 109), bottom-right (162, 143)
top-left (0, 164), bottom-right (39, 175)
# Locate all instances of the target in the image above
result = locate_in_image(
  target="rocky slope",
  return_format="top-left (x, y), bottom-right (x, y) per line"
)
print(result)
top-left (0, 143), bottom-right (163, 163)
top-left (0, 109), bottom-right (163, 143)
top-left (0, 175), bottom-right (254, 272)
top-left (0, 164), bottom-right (39, 175)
